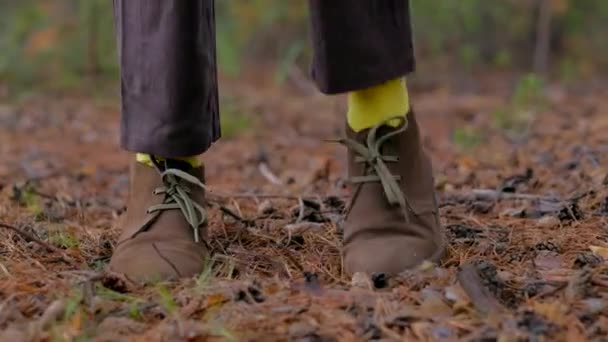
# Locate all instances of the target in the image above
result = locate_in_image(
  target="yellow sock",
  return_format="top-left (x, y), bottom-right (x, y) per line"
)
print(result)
top-left (136, 153), bottom-right (202, 168)
top-left (347, 77), bottom-right (410, 132)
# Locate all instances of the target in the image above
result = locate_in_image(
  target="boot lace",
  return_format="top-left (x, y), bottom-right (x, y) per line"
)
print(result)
top-left (334, 116), bottom-right (412, 220)
top-left (146, 165), bottom-right (207, 243)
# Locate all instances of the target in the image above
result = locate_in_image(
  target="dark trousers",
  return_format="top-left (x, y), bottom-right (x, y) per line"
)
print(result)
top-left (113, 0), bottom-right (415, 157)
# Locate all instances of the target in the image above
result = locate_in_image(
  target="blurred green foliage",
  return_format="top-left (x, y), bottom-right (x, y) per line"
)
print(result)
top-left (492, 73), bottom-right (547, 138)
top-left (219, 96), bottom-right (255, 138)
top-left (1, 0), bottom-right (608, 96)
top-left (453, 126), bottom-right (483, 151)
top-left (0, 0), bottom-right (116, 94)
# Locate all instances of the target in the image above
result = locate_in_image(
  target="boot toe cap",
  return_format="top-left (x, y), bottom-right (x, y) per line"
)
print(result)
top-left (344, 236), bottom-right (441, 275)
top-left (109, 239), bottom-right (207, 283)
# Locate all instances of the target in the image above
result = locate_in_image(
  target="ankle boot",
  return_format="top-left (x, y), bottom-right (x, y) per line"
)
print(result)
top-left (108, 160), bottom-right (208, 282)
top-left (340, 111), bottom-right (445, 274)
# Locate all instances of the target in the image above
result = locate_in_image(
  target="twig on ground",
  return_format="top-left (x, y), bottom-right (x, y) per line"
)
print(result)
top-left (296, 197), bottom-right (305, 223)
top-left (0, 222), bottom-right (75, 265)
top-left (287, 66), bottom-right (318, 95)
top-left (284, 222), bottom-right (324, 235)
top-left (214, 204), bottom-right (254, 227)
top-left (103, 303), bottom-right (159, 320)
top-left (535, 281), bottom-right (567, 298)
top-left (231, 198), bottom-right (244, 219)
top-left (258, 162), bottom-right (283, 185)
top-left (59, 270), bottom-right (104, 282)
top-left (470, 189), bottom-right (559, 202)
top-left (440, 189), bottom-right (564, 208)
top-left (281, 248), bottom-right (305, 274)
top-left (442, 189), bottom-right (560, 203)
top-left (0, 261), bottom-right (11, 278)
top-left (567, 189), bottom-right (597, 202)
top-left (591, 277), bottom-right (608, 288)
top-left (457, 263), bottom-right (504, 316)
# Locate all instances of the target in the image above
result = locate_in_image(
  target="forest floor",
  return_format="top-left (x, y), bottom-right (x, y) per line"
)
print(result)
top-left (2, 72), bottom-right (608, 341)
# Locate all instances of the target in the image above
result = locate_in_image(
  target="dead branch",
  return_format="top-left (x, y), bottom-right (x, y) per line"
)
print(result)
top-left (443, 189), bottom-right (560, 204)
top-left (0, 222), bottom-right (75, 265)
top-left (214, 204), bottom-right (254, 227)
top-left (258, 162), bottom-right (283, 185)
top-left (296, 197), bottom-right (305, 223)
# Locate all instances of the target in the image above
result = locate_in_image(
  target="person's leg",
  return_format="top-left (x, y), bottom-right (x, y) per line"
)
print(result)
top-left (109, 0), bottom-right (218, 282)
top-left (309, 0), bottom-right (445, 275)
top-left (116, 0), bottom-right (219, 158)
top-left (309, 0), bottom-right (413, 131)
top-left (309, 0), bottom-right (414, 94)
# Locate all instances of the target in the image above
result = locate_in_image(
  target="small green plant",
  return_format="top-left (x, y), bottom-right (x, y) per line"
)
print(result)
top-left (558, 57), bottom-right (578, 82)
top-left (96, 285), bottom-right (145, 319)
top-left (63, 289), bottom-right (84, 321)
top-left (195, 258), bottom-right (217, 291)
top-left (493, 50), bottom-right (512, 68)
top-left (220, 98), bottom-right (253, 138)
top-left (459, 44), bottom-right (480, 70)
top-left (128, 303), bottom-right (144, 320)
top-left (156, 284), bottom-right (177, 315)
top-left (96, 285), bottom-right (140, 303)
top-left (492, 73), bottom-right (546, 137)
top-left (193, 256), bottom-right (238, 296)
top-left (49, 231), bottom-right (79, 249)
top-left (74, 335), bottom-right (92, 342)
top-left (12, 182), bottom-right (41, 214)
top-left (89, 259), bottom-right (106, 271)
top-left (512, 73), bottom-right (545, 110)
top-left (27, 201), bottom-right (45, 221)
top-left (212, 326), bottom-right (237, 341)
top-left (274, 41), bottom-right (305, 84)
top-left (453, 126), bottom-right (483, 150)
top-left (223, 259), bottom-right (237, 280)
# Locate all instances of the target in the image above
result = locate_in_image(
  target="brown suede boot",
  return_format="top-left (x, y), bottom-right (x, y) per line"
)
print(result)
top-left (340, 111), bottom-right (445, 275)
top-left (108, 159), bottom-right (209, 282)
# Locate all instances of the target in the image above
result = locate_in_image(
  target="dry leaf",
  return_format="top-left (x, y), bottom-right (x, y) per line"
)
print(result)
top-left (531, 301), bottom-right (569, 326)
top-left (411, 321), bottom-right (433, 341)
top-left (351, 272), bottom-right (373, 289)
top-left (420, 288), bottom-right (452, 317)
top-left (206, 293), bottom-right (227, 307)
top-left (537, 216), bottom-right (560, 228)
top-left (444, 284), bottom-right (471, 312)
top-left (589, 245), bottom-right (608, 259)
top-left (257, 200), bottom-right (275, 215)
